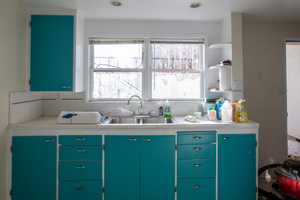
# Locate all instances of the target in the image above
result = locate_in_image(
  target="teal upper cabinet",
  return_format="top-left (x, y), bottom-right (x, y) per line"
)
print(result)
top-left (218, 134), bottom-right (256, 200)
top-left (105, 135), bottom-right (175, 200)
top-left (12, 136), bottom-right (57, 200)
top-left (29, 12), bottom-right (83, 92)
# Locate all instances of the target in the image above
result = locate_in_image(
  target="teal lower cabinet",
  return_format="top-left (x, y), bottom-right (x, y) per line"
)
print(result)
top-left (105, 135), bottom-right (175, 200)
top-left (59, 135), bottom-right (103, 200)
top-left (218, 134), bottom-right (257, 200)
top-left (59, 181), bottom-right (102, 200)
top-left (178, 179), bottom-right (216, 200)
top-left (11, 136), bottom-right (57, 200)
top-left (177, 131), bottom-right (216, 200)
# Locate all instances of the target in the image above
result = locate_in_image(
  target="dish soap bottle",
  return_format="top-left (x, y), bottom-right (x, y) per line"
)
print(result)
top-left (163, 100), bottom-right (173, 123)
top-left (221, 100), bottom-right (233, 122)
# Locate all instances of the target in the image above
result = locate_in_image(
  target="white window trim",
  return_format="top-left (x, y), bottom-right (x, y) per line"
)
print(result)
top-left (88, 38), bottom-right (206, 102)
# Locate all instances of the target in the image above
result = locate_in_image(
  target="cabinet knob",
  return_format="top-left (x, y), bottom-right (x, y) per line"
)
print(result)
top-left (192, 163), bottom-right (202, 168)
top-left (128, 138), bottom-right (137, 141)
top-left (193, 147), bottom-right (202, 151)
top-left (75, 137), bottom-right (86, 142)
top-left (223, 136), bottom-right (230, 141)
top-left (193, 136), bottom-right (202, 140)
top-left (44, 138), bottom-right (55, 143)
top-left (192, 185), bottom-right (201, 189)
top-left (76, 148), bottom-right (86, 153)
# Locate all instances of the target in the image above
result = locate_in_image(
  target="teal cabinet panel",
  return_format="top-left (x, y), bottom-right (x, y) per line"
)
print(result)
top-left (12, 136), bottom-right (57, 200)
top-left (30, 15), bottom-right (74, 91)
top-left (105, 136), bottom-right (140, 200)
top-left (178, 159), bottom-right (216, 178)
top-left (178, 132), bottom-right (216, 144)
top-left (178, 178), bottom-right (216, 200)
top-left (59, 135), bottom-right (102, 146)
top-left (140, 136), bottom-right (175, 200)
top-left (60, 146), bottom-right (102, 161)
top-left (60, 181), bottom-right (102, 200)
top-left (178, 144), bottom-right (216, 159)
top-left (59, 161), bottom-right (102, 181)
top-left (218, 134), bottom-right (256, 200)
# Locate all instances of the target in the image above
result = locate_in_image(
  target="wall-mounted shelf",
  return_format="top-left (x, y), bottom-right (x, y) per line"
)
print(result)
top-left (208, 43), bottom-right (232, 49)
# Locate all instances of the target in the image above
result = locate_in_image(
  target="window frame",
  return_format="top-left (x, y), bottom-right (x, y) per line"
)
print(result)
top-left (88, 38), bottom-right (206, 102)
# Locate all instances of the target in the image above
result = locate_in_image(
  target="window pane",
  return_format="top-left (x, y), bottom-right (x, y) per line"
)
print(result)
top-left (152, 72), bottom-right (201, 99)
top-left (93, 72), bottom-right (142, 99)
top-left (151, 43), bottom-right (203, 72)
top-left (93, 43), bottom-right (143, 69)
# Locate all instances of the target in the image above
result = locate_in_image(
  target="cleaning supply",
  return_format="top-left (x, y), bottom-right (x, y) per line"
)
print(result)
top-left (163, 100), bottom-right (172, 119)
top-left (215, 99), bottom-right (224, 120)
top-left (221, 101), bottom-right (233, 122)
top-left (208, 107), bottom-right (217, 121)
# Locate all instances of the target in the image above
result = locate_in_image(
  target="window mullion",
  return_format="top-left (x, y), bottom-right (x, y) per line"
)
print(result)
top-left (142, 39), bottom-right (152, 100)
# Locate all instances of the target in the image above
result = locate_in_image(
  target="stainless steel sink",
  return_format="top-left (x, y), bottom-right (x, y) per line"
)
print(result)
top-left (110, 116), bottom-right (173, 124)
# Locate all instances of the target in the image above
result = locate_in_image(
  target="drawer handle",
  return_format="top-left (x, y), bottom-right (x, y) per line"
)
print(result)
top-left (128, 138), bottom-right (137, 141)
top-left (75, 186), bottom-right (85, 191)
top-left (193, 147), bottom-right (202, 151)
top-left (62, 86), bottom-right (72, 89)
top-left (144, 138), bottom-right (152, 142)
top-left (192, 163), bottom-right (202, 167)
top-left (76, 148), bottom-right (86, 153)
top-left (44, 138), bottom-right (55, 143)
top-left (75, 165), bottom-right (86, 169)
top-left (75, 137), bottom-right (86, 142)
top-left (192, 185), bottom-right (201, 189)
top-left (223, 136), bottom-right (229, 141)
top-left (193, 136), bottom-right (202, 140)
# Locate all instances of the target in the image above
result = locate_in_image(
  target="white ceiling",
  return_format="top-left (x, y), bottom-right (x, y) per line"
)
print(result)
top-left (23, 0), bottom-right (300, 21)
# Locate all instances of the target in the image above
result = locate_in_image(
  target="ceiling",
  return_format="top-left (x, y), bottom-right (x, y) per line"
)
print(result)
top-left (23, 0), bottom-right (300, 21)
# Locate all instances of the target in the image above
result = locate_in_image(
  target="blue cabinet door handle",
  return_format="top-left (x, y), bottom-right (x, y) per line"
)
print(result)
top-left (192, 163), bottom-right (202, 167)
top-left (44, 138), bottom-right (55, 143)
top-left (193, 147), bottom-right (202, 151)
top-left (223, 136), bottom-right (230, 141)
top-left (128, 138), bottom-right (137, 141)
top-left (143, 138), bottom-right (152, 142)
top-left (192, 185), bottom-right (201, 189)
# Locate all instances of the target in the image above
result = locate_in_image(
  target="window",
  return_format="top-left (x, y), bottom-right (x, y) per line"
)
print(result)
top-left (89, 39), bottom-right (205, 101)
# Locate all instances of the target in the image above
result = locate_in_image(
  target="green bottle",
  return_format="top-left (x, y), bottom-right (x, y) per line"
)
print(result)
top-left (163, 100), bottom-right (172, 119)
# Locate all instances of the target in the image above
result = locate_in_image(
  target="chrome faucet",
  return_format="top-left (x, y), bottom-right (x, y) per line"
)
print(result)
top-left (127, 95), bottom-right (143, 114)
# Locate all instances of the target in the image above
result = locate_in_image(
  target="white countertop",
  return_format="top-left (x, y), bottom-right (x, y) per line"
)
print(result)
top-left (9, 117), bottom-right (259, 136)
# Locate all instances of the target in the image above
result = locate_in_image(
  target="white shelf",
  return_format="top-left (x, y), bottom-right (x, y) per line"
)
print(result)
top-left (208, 43), bottom-right (232, 49)
top-left (208, 64), bottom-right (231, 70)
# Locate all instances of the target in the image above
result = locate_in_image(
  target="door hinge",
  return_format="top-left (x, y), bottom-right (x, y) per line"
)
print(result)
top-left (102, 144), bottom-right (105, 150)
top-left (10, 145), bottom-right (13, 153)
top-left (29, 79), bottom-right (31, 86)
top-left (102, 187), bottom-right (105, 193)
top-left (29, 21), bottom-right (32, 27)
top-left (174, 186), bottom-right (177, 192)
top-left (175, 144), bottom-right (178, 150)
top-left (10, 189), bottom-right (13, 197)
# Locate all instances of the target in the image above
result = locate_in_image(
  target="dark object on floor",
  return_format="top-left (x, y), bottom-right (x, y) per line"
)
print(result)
top-left (259, 160), bottom-right (300, 200)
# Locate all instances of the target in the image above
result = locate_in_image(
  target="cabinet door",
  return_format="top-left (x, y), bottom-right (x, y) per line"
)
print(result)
top-left (12, 136), bottom-right (57, 200)
top-left (140, 136), bottom-right (175, 200)
top-left (218, 134), bottom-right (256, 200)
top-left (30, 15), bottom-right (74, 91)
top-left (105, 136), bottom-right (140, 200)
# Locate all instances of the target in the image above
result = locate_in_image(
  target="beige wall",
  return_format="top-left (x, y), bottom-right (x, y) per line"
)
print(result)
top-left (243, 16), bottom-right (300, 166)
top-left (0, 0), bottom-right (25, 199)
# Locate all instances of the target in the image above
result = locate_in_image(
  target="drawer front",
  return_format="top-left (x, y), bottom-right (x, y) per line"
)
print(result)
top-left (178, 132), bottom-right (216, 144)
top-left (60, 181), bottom-right (102, 200)
top-left (178, 144), bottom-right (216, 160)
top-left (178, 178), bottom-right (215, 200)
top-left (60, 146), bottom-right (102, 161)
top-left (59, 135), bottom-right (102, 146)
top-left (178, 159), bottom-right (216, 178)
top-left (60, 161), bottom-right (102, 181)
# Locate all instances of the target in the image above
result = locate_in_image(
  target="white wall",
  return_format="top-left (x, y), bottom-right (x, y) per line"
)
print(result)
top-left (0, 0), bottom-right (25, 199)
top-left (286, 43), bottom-right (300, 138)
top-left (243, 16), bottom-right (300, 166)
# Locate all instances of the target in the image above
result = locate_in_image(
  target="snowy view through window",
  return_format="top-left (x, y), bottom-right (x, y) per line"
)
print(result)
top-left (91, 41), bottom-right (203, 99)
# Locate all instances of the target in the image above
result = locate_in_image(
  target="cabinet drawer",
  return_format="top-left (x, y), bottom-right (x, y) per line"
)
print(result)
top-left (178, 178), bottom-right (215, 200)
top-left (178, 159), bottom-right (216, 178)
top-left (60, 146), bottom-right (102, 161)
top-left (60, 161), bottom-right (102, 181)
top-left (178, 144), bottom-right (216, 159)
top-left (178, 132), bottom-right (216, 144)
top-left (59, 181), bottom-right (102, 200)
top-left (59, 135), bottom-right (102, 146)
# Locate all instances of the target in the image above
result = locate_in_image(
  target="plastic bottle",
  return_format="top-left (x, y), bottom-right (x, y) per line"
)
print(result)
top-left (208, 107), bottom-right (217, 121)
top-left (163, 100), bottom-right (172, 119)
top-left (215, 99), bottom-right (224, 120)
top-left (221, 101), bottom-right (233, 122)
